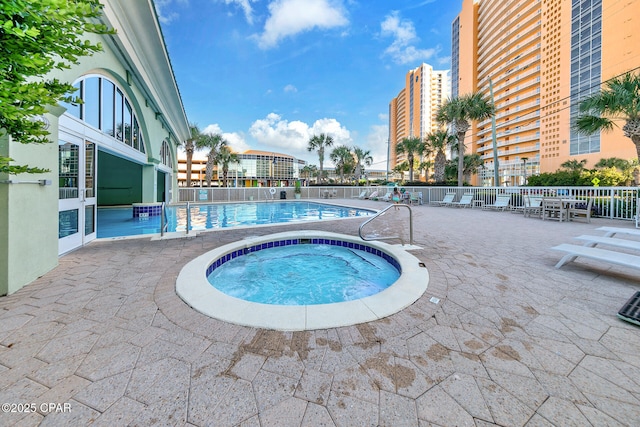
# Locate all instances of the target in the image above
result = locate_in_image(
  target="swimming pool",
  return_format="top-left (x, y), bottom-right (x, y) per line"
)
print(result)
top-left (97, 201), bottom-right (375, 238)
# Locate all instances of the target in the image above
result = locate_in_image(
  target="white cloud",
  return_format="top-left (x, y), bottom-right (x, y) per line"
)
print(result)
top-left (248, 113), bottom-right (352, 164)
top-left (221, 0), bottom-right (258, 25)
top-left (283, 84), bottom-right (298, 93)
top-left (255, 0), bottom-right (349, 49)
top-left (200, 124), bottom-right (251, 153)
top-left (365, 124), bottom-right (390, 170)
top-left (154, 0), bottom-right (188, 24)
top-left (380, 11), bottom-right (438, 65)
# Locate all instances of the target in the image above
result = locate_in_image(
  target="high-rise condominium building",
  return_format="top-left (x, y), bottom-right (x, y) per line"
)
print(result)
top-left (389, 64), bottom-right (450, 175)
top-left (454, 0), bottom-right (639, 186)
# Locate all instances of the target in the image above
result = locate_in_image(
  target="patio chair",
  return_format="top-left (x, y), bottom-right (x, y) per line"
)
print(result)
top-left (568, 198), bottom-right (593, 223)
top-left (430, 192), bottom-right (456, 207)
top-left (450, 193), bottom-right (474, 208)
top-left (482, 195), bottom-right (511, 211)
top-left (409, 192), bottom-right (422, 205)
top-left (366, 190), bottom-right (379, 200)
top-left (352, 190), bottom-right (368, 199)
top-left (542, 198), bottom-right (567, 221)
top-left (524, 196), bottom-right (543, 218)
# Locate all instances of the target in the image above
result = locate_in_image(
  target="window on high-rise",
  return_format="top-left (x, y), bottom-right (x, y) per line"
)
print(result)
top-left (569, 0), bottom-right (602, 155)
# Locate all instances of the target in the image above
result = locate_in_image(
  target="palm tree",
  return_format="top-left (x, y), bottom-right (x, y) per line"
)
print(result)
top-left (463, 153), bottom-right (484, 183)
top-left (352, 147), bottom-right (373, 181)
top-left (217, 146), bottom-right (238, 187)
top-left (197, 133), bottom-right (227, 187)
top-left (437, 92), bottom-right (495, 186)
top-left (330, 145), bottom-right (354, 184)
top-left (560, 159), bottom-right (587, 172)
top-left (426, 130), bottom-right (455, 183)
top-left (395, 136), bottom-right (425, 182)
top-left (183, 123), bottom-right (202, 187)
top-left (575, 71), bottom-right (640, 163)
top-left (301, 164), bottom-right (317, 183)
top-left (307, 133), bottom-right (334, 184)
top-left (392, 161), bottom-right (409, 181)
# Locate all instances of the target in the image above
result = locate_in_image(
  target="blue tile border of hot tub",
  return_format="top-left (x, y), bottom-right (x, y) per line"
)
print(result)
top-left (176, 230), bottom-right (429, 331)
top-left (205, 238), bottom-right (402, 277)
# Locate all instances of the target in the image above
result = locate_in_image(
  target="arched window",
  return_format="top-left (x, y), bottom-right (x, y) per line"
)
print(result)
top-left (160, 140), bottom-right (172, 168)
top-left (61, 76), bottom-right (146, 154)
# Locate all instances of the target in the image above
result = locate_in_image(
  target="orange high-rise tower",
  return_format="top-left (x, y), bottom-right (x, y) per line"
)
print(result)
top-left (389, 64), bottom-right (450, 176)
top-left (453, 0), bottom-right (639, 185)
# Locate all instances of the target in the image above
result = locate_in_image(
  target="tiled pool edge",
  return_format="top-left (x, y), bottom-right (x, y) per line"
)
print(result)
top-left (176, 230), bottom-right (429, 331)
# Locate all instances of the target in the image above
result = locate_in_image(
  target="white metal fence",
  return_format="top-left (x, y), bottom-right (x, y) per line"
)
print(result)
top-left (178, 186), bottom-right (639, 222)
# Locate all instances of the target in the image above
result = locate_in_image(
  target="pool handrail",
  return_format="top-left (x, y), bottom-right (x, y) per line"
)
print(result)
top-left (359, 204), bottom-right (413, 245)
top-left (161, 202), bottom-right (168, 236)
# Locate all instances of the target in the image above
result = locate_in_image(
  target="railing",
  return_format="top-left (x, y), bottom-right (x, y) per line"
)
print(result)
top-left (359, 204), bottom-right (414, 245)
top-left (177, 186), bottom-right (639, 222)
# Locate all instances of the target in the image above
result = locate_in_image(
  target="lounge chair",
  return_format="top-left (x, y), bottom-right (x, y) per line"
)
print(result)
top-left (430, 192), bottom-right (455, 207)
top-left (379, 191), bottom-right (393, 202)
top-left (482, 195), bottom-right (511, 211)
top-left (596, 226), bottom-right (640, 238)
top-left (366, 190), bottom-right (379, 200)
top-left (353, 190), bottom-right (368, 199)
top-left (450, 193), bottom-right (473, 208)
top-left (551, 243), bottom-right (640, 270)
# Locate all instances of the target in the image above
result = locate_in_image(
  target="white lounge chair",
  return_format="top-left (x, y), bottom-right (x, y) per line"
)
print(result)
top-left (551, 243), bottom-right (640, 270)
top-left (596, 226), bottom-right (640, 238)
top-left (573, 234), bottom-right (640, 251)
top-left (450, 193), bottom-right (473, 208)
top-left (430, 193), bottom-right (456, 207)
top-left (483, 195), bottom-right (511, 211)
top-left (379, 191), bottom-right (393, 202)
top-left (353, 190), bottom-right (368, 199)
top-left (366, 190), bottom-right (379, 200)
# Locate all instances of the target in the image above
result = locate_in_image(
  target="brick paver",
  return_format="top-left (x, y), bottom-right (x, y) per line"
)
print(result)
top-left (1, 200), bottom-right (639, 426)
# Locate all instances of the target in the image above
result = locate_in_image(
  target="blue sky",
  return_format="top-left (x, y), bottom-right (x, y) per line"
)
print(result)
top-left (155, 0), bottom-right (460, 168)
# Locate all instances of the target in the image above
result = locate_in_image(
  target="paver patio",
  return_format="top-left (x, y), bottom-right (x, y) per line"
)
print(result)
top-left (1, 200), bottom-right (640, 426)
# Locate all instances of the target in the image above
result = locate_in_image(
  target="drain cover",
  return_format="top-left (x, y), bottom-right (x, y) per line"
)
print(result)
top-left (618, 291), bottom-right (640, 326)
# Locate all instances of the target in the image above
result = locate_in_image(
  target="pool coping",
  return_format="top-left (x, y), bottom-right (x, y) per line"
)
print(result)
top-left (175, 230), bottom-right (429, 331)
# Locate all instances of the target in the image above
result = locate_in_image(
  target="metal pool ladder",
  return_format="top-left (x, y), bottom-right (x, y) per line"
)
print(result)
top-left (359, 204), bottom-right (413, 245)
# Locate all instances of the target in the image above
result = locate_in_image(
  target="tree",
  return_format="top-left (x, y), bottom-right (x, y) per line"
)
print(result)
top-left (437, 92), bottom-right (495, 186)
top-left (575, 71), bottom-right (640, 163)
top-left (426, 130), bottom-right (455, 183)
top-left (0, 0), bottom-right (113, 174)
top-left (307, 133), bottom-right (334, 184)
top-left (352, 147), bottom-right (373, 181)
top-left (196, 133), bottom-right (227, 186)
top-left (330, 145), bottom-right (354, 184)
top-left (301, 164), bottom-right (317, 182)
top-left (462, 153), bottom-right (483, 183)
top-left (183, 123), bottom-right (202, 187)
top-left (217, 146), bottom-right (238, 187)
top-left (395, 137), bottom-right (425, 182)
top-left (560, 159), bottom-right (587, 172)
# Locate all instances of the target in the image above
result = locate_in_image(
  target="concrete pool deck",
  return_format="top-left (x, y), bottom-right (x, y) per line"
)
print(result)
top-left (1, 199), bottom-right (640, 426)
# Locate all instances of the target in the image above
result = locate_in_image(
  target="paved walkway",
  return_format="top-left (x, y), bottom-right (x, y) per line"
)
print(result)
top-left (1, 200), bottom-right (640, 426)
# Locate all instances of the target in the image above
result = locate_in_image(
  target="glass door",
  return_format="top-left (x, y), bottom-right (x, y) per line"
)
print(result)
top-left (58, 139), bottom-right (97, 254)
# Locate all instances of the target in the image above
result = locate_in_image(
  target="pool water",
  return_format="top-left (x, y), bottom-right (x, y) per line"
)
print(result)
top-left (97, 201), bottom-right (374, 238)
top-left (207, 244), bottom-right (400, 305)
